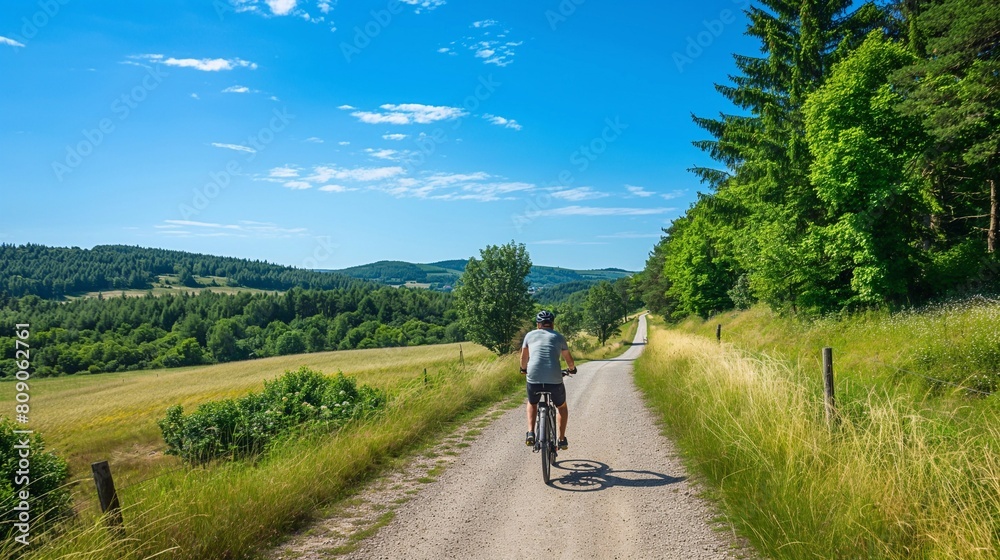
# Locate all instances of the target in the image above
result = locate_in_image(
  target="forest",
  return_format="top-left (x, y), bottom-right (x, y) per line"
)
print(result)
top-left (0, 286), bottom-right (462, 377)
top-left (0, 244), bottom-right (361, 299)
top-left (637, 0), bottom-right (999, 318)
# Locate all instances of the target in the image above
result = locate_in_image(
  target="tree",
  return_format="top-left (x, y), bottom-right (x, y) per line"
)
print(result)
top-left (585, 281), bottom-right (626, 345)
top-left (689, 0), bottom-right (887, 311)
top-left (803, 31), bottom-right (929, 308)
top-left (894, 0), bottom-right (1000, 254)
top-left (454, 241), bottom-right (534, 354)
top-left (207, 318), bottom-right (242, 362)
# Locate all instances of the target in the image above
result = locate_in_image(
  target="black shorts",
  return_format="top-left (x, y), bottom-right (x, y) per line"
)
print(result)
top-left (526, 383), bottom-right (566, 406)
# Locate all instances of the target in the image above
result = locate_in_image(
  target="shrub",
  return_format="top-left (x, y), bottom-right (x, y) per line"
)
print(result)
top-left (0, 418), bottom-right (72, 541)
top-left (158, 367), bottom-right (385, 465)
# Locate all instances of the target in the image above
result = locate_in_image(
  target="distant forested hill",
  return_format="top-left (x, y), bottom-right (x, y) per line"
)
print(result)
top-left (328, 259), bottom-right (632, 290)
top-left (0, 244), bottom-right (361, 299)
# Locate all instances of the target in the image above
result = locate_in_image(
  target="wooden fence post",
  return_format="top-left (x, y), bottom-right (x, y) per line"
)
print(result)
top-left (423, 368), bottom-right (428, 385)
top-left (91, 461), bottom-right (124, 533)
top-left (823, 347), bottom-right (837, 428)
top-left (716, 324), bottom-right (721, 343)
top-left (459, 345), bottom-right (465, 367)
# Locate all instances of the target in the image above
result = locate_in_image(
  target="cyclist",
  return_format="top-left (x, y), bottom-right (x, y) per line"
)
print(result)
top-left (521, 310), bottom-right (577, 450)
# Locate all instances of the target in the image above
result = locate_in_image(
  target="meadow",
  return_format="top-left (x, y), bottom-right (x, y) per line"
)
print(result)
top-left (0, 341), bottom-right (505, 559)
top-left (635, 299), bottom-right (1000, 559)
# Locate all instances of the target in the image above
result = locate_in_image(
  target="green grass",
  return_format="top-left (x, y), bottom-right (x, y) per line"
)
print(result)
top-left (634, 302), bottom-right (1000, 559)
top-left (572, 313), bottom-right (643, 361)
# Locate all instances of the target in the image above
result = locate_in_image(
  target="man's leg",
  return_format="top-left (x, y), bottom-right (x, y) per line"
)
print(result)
top-left (556, 403), bottom-right (568, 439)
top-left (527, 402), bottom-right (538, 432)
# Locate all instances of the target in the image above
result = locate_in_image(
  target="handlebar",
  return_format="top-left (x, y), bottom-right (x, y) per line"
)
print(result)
top-left (562, 368), bottom-right (577, 377)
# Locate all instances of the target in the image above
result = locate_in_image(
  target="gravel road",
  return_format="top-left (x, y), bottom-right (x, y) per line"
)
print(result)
top-left (336, 314), bottom-right (748, 560)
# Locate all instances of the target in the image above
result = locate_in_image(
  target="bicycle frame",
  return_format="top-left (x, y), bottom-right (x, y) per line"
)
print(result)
top-left (534, 391), bottom-right (558, 484)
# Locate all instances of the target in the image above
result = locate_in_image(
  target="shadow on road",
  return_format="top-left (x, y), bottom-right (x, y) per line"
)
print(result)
top-left (549, 459), bottom-right (684, 492)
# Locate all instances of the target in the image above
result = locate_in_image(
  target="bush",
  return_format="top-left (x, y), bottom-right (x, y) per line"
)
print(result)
top-left (158, 367), bottom-right (386, 465)
top-left (0, 418), bottom-right (72, 541)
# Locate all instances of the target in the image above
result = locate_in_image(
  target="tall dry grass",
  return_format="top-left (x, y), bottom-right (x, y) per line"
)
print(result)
top-left (635, 319), bottom-right (1000, 559)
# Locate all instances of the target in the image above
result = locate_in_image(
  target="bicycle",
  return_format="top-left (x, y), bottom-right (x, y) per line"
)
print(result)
top-left (533, 368), bottom-right (574, 485)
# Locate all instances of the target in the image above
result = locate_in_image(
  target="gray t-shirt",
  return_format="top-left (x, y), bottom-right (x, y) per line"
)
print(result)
top-left (522, 328), bottom-right (568, 384)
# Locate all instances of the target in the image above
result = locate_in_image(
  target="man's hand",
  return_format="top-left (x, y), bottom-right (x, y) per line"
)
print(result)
top-left (520, 367), bottom-right (528, 375)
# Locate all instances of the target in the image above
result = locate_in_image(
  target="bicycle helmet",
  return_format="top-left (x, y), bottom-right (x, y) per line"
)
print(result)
top-left (535, 310), bottom-right (555, 323)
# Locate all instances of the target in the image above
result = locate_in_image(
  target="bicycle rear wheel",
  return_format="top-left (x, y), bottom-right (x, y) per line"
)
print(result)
top-left (539, 405), bottom-right (551, 484)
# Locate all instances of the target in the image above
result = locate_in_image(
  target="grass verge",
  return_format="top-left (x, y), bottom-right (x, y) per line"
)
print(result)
top-left (635, 306), bottom-right (1000, 559)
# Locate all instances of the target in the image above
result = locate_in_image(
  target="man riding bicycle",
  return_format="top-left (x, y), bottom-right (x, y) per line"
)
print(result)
top-left (521, 310), bottom-right (577, 450)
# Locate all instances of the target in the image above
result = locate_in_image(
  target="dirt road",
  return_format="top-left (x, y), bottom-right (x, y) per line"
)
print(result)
top-left (323, 314), bottom-right (746, 559)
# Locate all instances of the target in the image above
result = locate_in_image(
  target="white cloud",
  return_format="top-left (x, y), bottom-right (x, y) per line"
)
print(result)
top-left (131, 54), bottom-right (257, 71)
top-left (399, 0), bottom-right (445, 13)
top-left (266, 0), bottom-right (297, 15)
top-left (463, 25), bottom-right (521, 67)
top-left (483, 114), bottom-right (522, 130)
top-left (551, 187), bottom-right (609, 201)
top-left (347, 103), bottom-right (467, 125)
top-left (190, 93), bottom-right (200, 100)
top-left (382, 133), bottom-right (408, 141)
top-left (364, 148), bottom-right (419, 162)
top-left (319, 184), bottom-right (354, 192)
top-left (304, 137), bottom-right (324, 143)
top-left (211, 142), bottom-right (257, 153)
top-left (305, 165), bottom-right (406, 183)
top-left (337, 104), bottom-right (356, 110)
top-left (437, 47), bottom-right (452, 54)
top-left (269, 166), bottom-right (300, 177)
top-left (0, 36), bottom-right (26, 48)
top-left (661, 189), bottom-right (687, 200)
top-left (156, 219), bottom-right (307, 237)
top-left (377, 173), bottom-right (533, 202)
top-left (226, 0), bottom-right (330, 20)
top-left (338, 141), bottom-right (350, 146)
top-left (222, 85), bottom-right (252, 93)
top-left (538, 206), bottom-right (674, 217)
top-left (626, 185), bottom-right (655, 197)
top-left (283, 181), bottom-right (314, 190)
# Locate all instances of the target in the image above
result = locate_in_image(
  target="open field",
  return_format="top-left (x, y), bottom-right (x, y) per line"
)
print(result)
top-left (0, 342), bottom-right (490, 509)
top-left (66, 275), bottom-right (280, 300)
top-left (635, 302), bottom-right (1000, 559)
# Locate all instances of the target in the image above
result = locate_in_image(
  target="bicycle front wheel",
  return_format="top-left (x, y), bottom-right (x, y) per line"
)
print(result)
top-left (539, 406), bottom-right (551, 484)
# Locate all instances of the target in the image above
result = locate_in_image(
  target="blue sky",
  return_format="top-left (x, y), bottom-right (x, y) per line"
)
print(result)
top-left (0, 0), bottom-right (758, 271)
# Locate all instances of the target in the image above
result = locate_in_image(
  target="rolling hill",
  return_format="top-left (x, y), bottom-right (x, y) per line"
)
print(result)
top-left (324, 260), bottom-right (633, 291)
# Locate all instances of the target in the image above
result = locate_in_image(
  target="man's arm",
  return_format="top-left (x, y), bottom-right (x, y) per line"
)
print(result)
top-left (520, 346), bottom-right (530, 374)
top-left (561, 349), bottom-right (576, 371)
